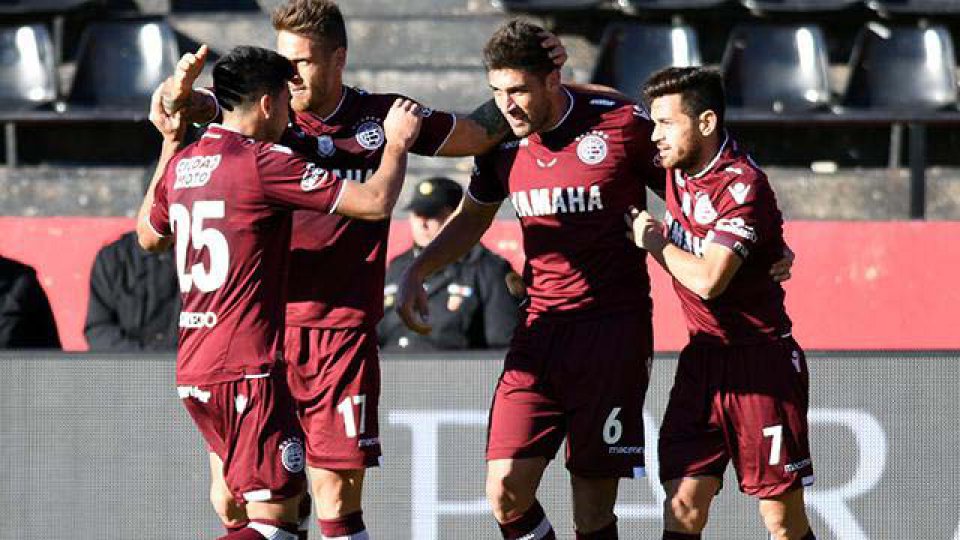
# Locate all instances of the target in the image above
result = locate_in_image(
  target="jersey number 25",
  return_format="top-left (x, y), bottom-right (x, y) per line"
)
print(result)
top-left (170, 200), bottom-right (229, 293)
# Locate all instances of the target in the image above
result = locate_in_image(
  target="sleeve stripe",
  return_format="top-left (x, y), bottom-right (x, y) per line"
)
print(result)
top-left (143, 215), bottom-right (168, 238)
top-left (466, 185), bottom-right (502, 206)
top-left (432, 113), bottom-right (457, 157)
top-left (194, 87), bottom-right (221, 127)
top-left (328, 180), bottom-right (347, 214)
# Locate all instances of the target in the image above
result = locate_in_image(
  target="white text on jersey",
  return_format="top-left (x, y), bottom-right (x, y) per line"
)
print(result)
top-left (174, 155), bottom-right (222, 189)
top-left (510, 185), bottom-right (604, 218)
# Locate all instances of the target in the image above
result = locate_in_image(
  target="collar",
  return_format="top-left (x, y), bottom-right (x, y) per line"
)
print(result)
top-left (544, 86), bottom-right (575, 133)
top-left (203, 123), bottom-right (250, 139)
top-left (320, 85), bottom-right (349, 122)
top-left (684, 131), bottom-right (730, 180)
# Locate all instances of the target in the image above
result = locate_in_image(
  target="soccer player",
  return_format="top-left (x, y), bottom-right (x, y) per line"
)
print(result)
top-left (396, 20), bottom-right (665, 540)
top-left (157, 2), bottom-right (568, 538)
top-left (628, 67), bottom-right (816, 540)
top-left (136, 45), bottom-right (422, 540)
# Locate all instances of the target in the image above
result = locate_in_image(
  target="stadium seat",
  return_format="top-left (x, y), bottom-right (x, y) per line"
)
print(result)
top-left (722, 24), bottom-right (832, 113)
top-left (0, 0), bottom-right (101, 13)
top-left (0, 24), bottom-right (57, 110)
top-left (740, 0), bottom-right (858, 12)
top-left (866, 0), bottom-right (960, 14)
top-left (842, 24), bottom-right (958, 111)
top-left (170, 0), bottom-right (261, 12)
top-left (67, 18), bottom-right (178, 110)
top-left (492, 0), bottom-right (604, 11)
top-left (617, 0), bottom-right (729, 12)
top-left (590, 23), bottom-right (701, 102)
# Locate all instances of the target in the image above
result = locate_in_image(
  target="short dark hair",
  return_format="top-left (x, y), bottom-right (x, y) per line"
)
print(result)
top-left (483, 19), bottom-right (555, 77)
top-left (213, 46), bottom-right (295, 112)
top-left (272, 0), bottom-right (347, 50)
top-left (642, 67), bottom-right (726, 126)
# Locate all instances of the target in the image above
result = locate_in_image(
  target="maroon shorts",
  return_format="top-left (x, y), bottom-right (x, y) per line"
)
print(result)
top-left (284, 326), bottom-right (382, 470)
top-left (658, 337), bottom-right (815, 498)
top-left (179, 369), bottom-right (307, 504)
top-left (486, 311), bottom-right (653, 478)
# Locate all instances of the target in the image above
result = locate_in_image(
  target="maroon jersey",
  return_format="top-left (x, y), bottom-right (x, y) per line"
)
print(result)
top-left (149, 124), bottom-right (344, 385)
top-left (663, 135), bottom-right (792, 344)
top-left (280, 86), bottom-right (455, 328)
top-left (468, 86), bottom-right (664, 318)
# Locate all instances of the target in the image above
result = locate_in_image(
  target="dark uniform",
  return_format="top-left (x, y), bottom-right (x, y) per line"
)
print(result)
top-left (85, 231), bottom-right (179, 351)
top-left (378, 176), bottom-right (521, 351)
top-left (0, 255), bottom-right (60, 349)
top-left (379, 244), bottom-right (521, 351)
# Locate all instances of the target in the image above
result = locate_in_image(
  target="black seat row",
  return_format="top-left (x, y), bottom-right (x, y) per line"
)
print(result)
top-left (591, 22), bottom-right (958, 113)
top-left (496, 0), bottom-right (960, 14)
top-left (0, 18), bottom-right (178, 113)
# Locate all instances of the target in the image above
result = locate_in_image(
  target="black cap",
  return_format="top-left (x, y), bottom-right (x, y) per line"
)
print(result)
top-left (405, 177), bottom-right (464, 218)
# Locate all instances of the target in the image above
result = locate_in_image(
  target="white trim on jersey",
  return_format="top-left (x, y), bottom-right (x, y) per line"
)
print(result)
top-left (243, 489), bottom-right (272, 502)
top-left (432, 113), bottom-right (458, 157)
top-left (465, 186), bottom-right (502, 206)
top-left (207, 123), bottom-right (244, 136)
top-left (143, 215), bottom-right (167, 239)
top-left (243, 372), bottom-right (270, 379)
top-left (249, 521), bottom-right (298, 540)
top-left (322, 86), bottom-right (349, 122)
top-left (689, 132), bottom-right (730, 179)
top-left (546, 87), bottom-right (576, 132)
top-left (328, 181), bottom-right (347, 215)
top-left (194, 87), bottom-right (221, 127)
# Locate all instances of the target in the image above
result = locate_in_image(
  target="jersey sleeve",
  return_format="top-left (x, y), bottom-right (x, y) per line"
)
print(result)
top-left (709, 172), bottom-right (779, 260)
top-left (256, 143), bottom-right (345, 214)
top-left (147, 164), bottom-right (173, 237)
top-left (467, 150), bottom-right (507, 205)
top-left (626, 104), bottom-right (667, 197)
top-left (411, 107), bottom-right (456, 156)
top-left (278, 124), bottom-right (318, 158)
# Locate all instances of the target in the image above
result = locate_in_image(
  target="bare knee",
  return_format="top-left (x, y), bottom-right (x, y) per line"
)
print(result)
top-left (486, 467), bottom-right (541, 523)
top-left (310, 467), bottom-right (364, 520)
top-left (760, 490), bottom-right (811, 540)
top-left (210, 485), bottom-right (246, 527)
top-left (570, 476), bottom-right (617, 533)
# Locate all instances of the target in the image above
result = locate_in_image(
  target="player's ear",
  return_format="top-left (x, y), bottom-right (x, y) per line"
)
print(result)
top-left (333, 46), bottom-right (347, 72)
top-left (260, 93), bottom-right (273, 119)
top-left (699, 110), bottom-right (718, 138)
top-left (544, 69), bottom-right (561, 92)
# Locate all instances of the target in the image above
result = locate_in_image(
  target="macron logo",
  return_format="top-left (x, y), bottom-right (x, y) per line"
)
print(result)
top-left (728, 182), bottom-right (751, 205)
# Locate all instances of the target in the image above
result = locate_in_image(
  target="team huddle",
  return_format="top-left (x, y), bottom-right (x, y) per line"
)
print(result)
top-left (136, 1), bottom-right (816, 539)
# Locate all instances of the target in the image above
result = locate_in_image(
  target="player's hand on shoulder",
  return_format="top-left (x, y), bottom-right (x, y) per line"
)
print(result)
top-left (625, 207), bottom-right (666, 252)
top-left (539, 31), bottom-right (567, 67)
top-left (383, 98), bottom-right (423, 152)
top-left (770, 244), bottom-right (795, 283)
top-left (162, 44), bottom-right (208, 114)
top-left (395, 268), bottom-right (432, 335)
top-left (150, 85), bottom-right (186, 143)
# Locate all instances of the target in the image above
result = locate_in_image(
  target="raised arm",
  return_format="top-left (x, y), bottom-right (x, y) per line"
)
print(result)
top-left (396, 195), bottom-right (500, 334)
top-left (333, 99), bottom-right (422, 220)
top-left (137, 99), bottom-right (185, 252)
top-left (436, 31), bottom-right (568, 156)
top-left (153, 45), bottom-right (219, 126)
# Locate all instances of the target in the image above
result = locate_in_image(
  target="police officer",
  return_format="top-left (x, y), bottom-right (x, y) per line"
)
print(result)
top-left (380, 177), bottom-right (521, 351)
